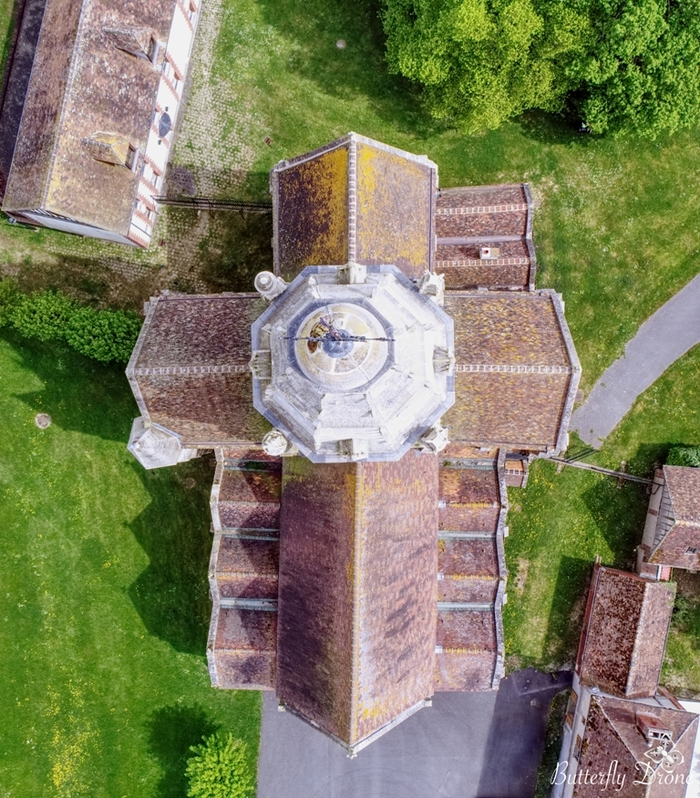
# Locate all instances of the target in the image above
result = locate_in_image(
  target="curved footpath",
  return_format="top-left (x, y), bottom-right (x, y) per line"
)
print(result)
top-left (572, 270), bottom-right (700, 447)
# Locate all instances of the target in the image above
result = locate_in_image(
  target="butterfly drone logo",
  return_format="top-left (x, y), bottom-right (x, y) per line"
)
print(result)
top-left (634, 740), bottom-right (685, 786)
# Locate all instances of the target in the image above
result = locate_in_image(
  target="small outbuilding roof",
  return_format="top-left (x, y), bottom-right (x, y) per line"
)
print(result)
top-left (575, 695), bottom-right (697, 798)
top-left (577, 566), bottom-right (675, 698)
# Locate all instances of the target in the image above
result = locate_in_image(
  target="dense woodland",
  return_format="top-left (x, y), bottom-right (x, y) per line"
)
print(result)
top-left (382, 0), bottom-right (700, 137)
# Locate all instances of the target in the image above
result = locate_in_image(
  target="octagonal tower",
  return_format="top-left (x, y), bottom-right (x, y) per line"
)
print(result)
top-left (250, 264), bottom-right (455, 463)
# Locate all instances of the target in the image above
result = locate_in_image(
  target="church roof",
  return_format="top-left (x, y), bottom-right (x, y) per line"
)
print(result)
top-left (443, 290), bottom-right (580, 452)
top-left (126, 293), bottom-right (271, 445)
top-left (275, 452), bottom-right (438, 752)
top-left (271, 133), bottom-right (437, 281)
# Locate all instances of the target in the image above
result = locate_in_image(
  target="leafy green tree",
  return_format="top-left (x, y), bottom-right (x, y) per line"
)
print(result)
top-left (185, 732), bottom-right (254, 798)
top-left (382, 0), bottom-right (589, 132)
top-left (568, 0), bottom-right (700, 137)
top-left (381, 0), bottom-right (700, 137)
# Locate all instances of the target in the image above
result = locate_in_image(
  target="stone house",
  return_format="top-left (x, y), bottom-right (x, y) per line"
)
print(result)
top-left (126, 133), bottom-right (581, 754)
top-left (1, 0), bottom-right (200, 246)
top-left (554, 565), bottom-right (698, 798)
top-left (638, 465), bottom-right (700, 580)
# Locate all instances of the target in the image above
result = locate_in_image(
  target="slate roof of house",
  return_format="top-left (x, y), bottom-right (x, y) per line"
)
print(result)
top-left (270, 133), bottom-right (437, 281)
top-left (434, 184), bottom-right (536, 291)
top-left (126, 293), bottom-right (271, 446)
top-left (443, 291), bottom-right (580, 452)
top-left (2, 0), bottom-right (175, 233)
top-left (574, 696), bottom-right (697, 798)
top-left (577, 566), bottom-right (675, 698)
top-left (275, 452), bottom-right (438, 751)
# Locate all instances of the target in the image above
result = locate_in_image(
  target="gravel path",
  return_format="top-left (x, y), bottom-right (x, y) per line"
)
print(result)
top-left (572, 270), bottom-right (700, 447)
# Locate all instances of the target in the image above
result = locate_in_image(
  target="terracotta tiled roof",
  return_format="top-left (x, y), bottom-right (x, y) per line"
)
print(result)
top-left (2, 0), bottom-right (175, 233)
top-left (207, 451), bottom-right (282, 691)
top-left (577, 566), bottom-right (675, 698)
top-left (575, 696), bottom-right (698, 798)
top-left (647, 466), bottom-right (700, 569)
top-left (434, 458), bottom-right (506, 692)
top-left (442, 291), bottom-right (580, 452)
top-left (271, 133), bottom-right (437, 281)
top-left (434, 184), bottom-right (535, 291)
top-left (127, 293), bottom-right (271, 445)
top-left (275, 452), bottom-right (438, 751)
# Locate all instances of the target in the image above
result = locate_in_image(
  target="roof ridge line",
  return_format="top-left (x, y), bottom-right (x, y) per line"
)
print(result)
top-left (347, 137), bottom-right (358, 264)
top-left (350, 465), bottom-right (362, 744)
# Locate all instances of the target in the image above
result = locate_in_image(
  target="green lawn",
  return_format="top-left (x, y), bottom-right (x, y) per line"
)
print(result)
top-left (0, 331), bottom-right (259, 797)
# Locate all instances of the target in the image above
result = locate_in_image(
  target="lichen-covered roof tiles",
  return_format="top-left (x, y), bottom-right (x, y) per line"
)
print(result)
top-left (443, 291), bottom-right (580, 452)
top-left (3, 0), bottom-right (175, 233)
top-left (271, 133), bottom-right (437, 281)
top-left (127, 293), bottom-right (271, 445)
top-left (276, 452), bottom-right (438, 752)
top-left (577, 566), bottom-right (675, 698)
top-left (434, 184), bottom-right (536, 291)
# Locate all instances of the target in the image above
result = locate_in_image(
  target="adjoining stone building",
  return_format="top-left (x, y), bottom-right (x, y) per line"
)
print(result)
top-left (126, 133), bottom-right (581, 754)
top-left (638, 465), bottom-right (700, 580)
top-left (1, 0), bottom-right (200, 246)
top-left (554, 565), bottom-right (698, 798)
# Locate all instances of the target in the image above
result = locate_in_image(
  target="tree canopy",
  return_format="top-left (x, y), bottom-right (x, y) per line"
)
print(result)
top-left (381, 0), bottom-right (700, 137)
top-left (186, 732), bottom-right (254, 798)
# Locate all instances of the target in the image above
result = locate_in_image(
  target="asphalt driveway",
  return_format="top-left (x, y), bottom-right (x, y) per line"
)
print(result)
top-left (257, 669), bottom-right (571, 798)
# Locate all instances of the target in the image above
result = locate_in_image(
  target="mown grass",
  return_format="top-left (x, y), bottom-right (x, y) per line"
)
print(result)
top-left (0, 331), bottom-right (259, 797)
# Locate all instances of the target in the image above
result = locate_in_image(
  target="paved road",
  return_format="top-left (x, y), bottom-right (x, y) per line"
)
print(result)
top-left (257, 669), bottom-right (571, 798)
top-left (572, 270), bottom-right (700, 447)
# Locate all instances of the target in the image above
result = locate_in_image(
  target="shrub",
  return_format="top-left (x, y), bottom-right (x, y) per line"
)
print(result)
top-left (667, 446), bottom-right (700, 468)
top-left (10, 290), bottom-right (75, 341)
top-left (186, 732), bottom-right (254, 798)
top-left (64, 306), bottom-right (142, 364)
top-left (0, 279), bottom-right (20, 328)
top-left (0, 280), bottom-right (141, 363)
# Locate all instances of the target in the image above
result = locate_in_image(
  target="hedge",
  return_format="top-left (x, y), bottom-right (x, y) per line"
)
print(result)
top-left (0, 280), bottom-right (141, 364)
top-left (667, 446), bottom-right (700, 468)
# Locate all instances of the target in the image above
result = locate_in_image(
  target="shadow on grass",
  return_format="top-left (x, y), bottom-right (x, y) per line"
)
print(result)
top-left (541, 556), bottom-right (593, 668)
top-left (147, 704), bottom-right (219, 798)
top-left (8, 331), bottom-right (217, 654)
top-left (9, 330), bottom-right (138, 441)
top-left (128, 455), bottom-right (216, 655)
top-left (581, 476), bottom-right (647, 569)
